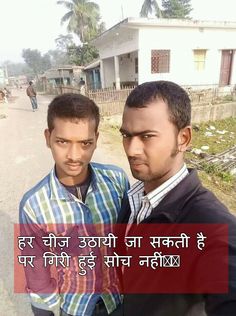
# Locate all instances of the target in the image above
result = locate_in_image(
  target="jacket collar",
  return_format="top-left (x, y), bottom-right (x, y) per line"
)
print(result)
top-left (142, 169), bottom-right (202, 223)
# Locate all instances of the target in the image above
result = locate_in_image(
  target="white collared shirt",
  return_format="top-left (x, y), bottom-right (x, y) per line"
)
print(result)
top-left (128, 164), bottom-right (189, 224)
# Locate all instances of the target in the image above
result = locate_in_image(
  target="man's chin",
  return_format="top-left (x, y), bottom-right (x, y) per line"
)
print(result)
top-left (63, 166), bottom-right (84, 177)
top-left (130, 169), bottom-right (147, 181)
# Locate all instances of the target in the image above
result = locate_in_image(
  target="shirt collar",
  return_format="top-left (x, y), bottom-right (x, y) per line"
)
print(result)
top-left (49, 163), bottom-right (101, 200)
top-left (146, 164), bottom-right (189, 208)
top-left (128, 164), bottom-right (188, 209)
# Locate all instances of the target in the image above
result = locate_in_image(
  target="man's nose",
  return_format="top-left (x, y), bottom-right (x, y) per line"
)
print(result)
top-left (124, 137), bottom-right (143, 157)
top-left (66, 144), bottom-right (81, 160)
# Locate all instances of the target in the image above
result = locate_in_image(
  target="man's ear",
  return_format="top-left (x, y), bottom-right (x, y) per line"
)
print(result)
top-left (44, 129), bottom-right (51, 148)
top-left (95, 132), bottom-right (99, 148)
top-left (177, 126), bottom-right (192, 152)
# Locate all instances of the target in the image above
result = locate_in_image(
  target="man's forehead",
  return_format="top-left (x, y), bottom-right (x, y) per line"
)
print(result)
top-left (53, 117), bottom-right (95, 124)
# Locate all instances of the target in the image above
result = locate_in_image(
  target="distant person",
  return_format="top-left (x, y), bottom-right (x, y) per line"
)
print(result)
top-left (0, 89), bottom-right (5, 102)
top-left (79, 77), bottom-right (85, 86)
top-left (79, 77), bottom-right (86, 95)
top-left (26, 81), bottom-right (38, 111)
top-left (3, 87), bottom-right (10, 103)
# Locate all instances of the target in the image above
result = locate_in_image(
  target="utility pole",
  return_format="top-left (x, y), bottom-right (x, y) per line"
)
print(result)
top-left (121, 5), bottom-right (124, 20)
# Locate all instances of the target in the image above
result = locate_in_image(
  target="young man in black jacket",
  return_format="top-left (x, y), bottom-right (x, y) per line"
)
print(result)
top-left (118, 80), bottom-right (236, 316)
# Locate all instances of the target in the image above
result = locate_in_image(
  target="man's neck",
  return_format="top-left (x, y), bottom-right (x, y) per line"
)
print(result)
top-left (144, 164), bottom-right (185, 194)
top-left (55, 165), bottom-right (90, 186)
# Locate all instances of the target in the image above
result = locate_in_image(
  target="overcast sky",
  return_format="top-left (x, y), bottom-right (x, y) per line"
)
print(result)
top-left (0, 0), bottom-right (236, 64)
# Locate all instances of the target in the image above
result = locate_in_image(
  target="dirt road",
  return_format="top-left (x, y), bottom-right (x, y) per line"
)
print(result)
top-left (0, 90), bottom-right (132, 316)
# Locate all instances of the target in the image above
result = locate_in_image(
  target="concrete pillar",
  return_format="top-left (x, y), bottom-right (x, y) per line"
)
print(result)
top-left (114, 55), bottom-right (121, 90)
top-left (100, 60), bottom-right (105, 89)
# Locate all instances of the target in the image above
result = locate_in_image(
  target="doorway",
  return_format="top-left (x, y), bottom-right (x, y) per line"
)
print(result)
top-left (219, 50), bottom-right (234, 86)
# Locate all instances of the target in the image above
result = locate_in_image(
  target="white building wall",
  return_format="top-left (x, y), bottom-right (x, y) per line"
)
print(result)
top-left (103, 57), bottom-right (115, 87)
top-left (138, 27), bottom-right (236, 86)
top-left (119, 51), bottom-right (138, 82)
top-left (98, 29), bottom-right (138, 59)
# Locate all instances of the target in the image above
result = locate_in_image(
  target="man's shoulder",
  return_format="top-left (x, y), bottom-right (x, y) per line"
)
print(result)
top-left (20, 173), bottom-right (51, 209)
top-left (182, 177), bottom-right (235, 224)
top-left (91, 162), bottom-right (129, 192)
top-left (91, 162), bottom-right (127, 177)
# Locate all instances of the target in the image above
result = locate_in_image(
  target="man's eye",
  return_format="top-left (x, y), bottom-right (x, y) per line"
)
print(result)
top-left (121, 133), bottom-right (129, 138)
top-left (56, 140), bottom-right (67, 144)
top-left (82, 141), bottom-right (92, 146)
top-left (142, 135), bottom-right (154, 139)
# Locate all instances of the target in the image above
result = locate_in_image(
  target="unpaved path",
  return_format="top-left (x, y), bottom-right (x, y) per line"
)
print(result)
top-left (0, 89), bottom-right (132, 316)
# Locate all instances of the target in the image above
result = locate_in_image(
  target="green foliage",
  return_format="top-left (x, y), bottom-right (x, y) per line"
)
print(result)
top-left (2, 62), bottom-right (32, 77)
top-left (161, 0), bottom-right (192, 18)
top-left (67, 43), bottom-right (98, 65)
top-left (200, 162), bottom-right (234, 183)
top-left (57, 0), bottom-right (104, 43)
top-left (188, 117), bottom-right (236, 157)
top-left (55, 34), bottom-right (74, 52)
top-left (222, 95), bottom-right (233, 102)
top-left (47, 49), bottom-right (70, 67)
top-left (140, 0), bottom-right (162, 18)
top-left (22, 49), bottom-right (52, 76)
top-left (47, 34), bottom-right (75, 67)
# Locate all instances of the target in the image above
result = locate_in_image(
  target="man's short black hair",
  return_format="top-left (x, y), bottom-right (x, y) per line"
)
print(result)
top-left (47, 93), bottom-right (100, 132)
top-left (125, 81), bottom-right (191, 130)
top-left (29, 81), bottom-right (33, 85)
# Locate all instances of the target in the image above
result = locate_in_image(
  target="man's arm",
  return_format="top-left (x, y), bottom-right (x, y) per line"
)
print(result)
top-left (19, 200), bottom-right (60, 315)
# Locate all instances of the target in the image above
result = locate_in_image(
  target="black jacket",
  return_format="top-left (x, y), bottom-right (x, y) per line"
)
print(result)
top-left (118, 169), bottom-right (236, 316)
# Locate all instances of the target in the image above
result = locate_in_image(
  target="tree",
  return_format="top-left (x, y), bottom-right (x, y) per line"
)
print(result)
top-left (140, 0), bottom-right (162, 18)
top-left (67, 43), bottom-right (98, 65)
top-left (48, 49), bottom-right (69, 67)
top-left (22, 49), bottom-right (52, 77)
top-left (1, 61), bottom-right (31, 77)
top-left (57, 0), bottom-right (103, 43)
top-left (161, 0), bottom-right (192, 19)
top-left (55, 34), bottom-right (74, 51)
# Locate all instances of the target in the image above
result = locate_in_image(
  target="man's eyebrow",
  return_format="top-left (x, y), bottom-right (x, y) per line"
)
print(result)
top-left (55, 136), bottom-right (69, 141)
top-left (55, 137), bottom-right (94, 142)
top-left (119, 129), bottom-right (159, 136)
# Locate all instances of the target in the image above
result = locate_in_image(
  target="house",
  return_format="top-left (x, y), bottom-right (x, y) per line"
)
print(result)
top-left (84, 59), bottom-right (101, 90)
top-left (92, 18), bottom-right (236, 90)
top-left (41, 65), bottom-right (85, 91)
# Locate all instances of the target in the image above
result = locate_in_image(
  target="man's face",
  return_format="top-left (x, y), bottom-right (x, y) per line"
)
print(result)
top-left (121, 100), bottom-right (191, 193)
top-left (45, 117), bottom-right (98, 186)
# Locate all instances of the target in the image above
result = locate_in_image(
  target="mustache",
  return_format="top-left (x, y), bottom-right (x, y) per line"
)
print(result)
top-left (128, 157), bottom-right (147, 164)
top-left (65, 159), bottom-right (84, 165)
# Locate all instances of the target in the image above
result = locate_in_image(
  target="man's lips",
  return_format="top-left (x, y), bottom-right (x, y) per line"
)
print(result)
top-left (129, 159), bottom-right (147, 168)
top-left (66, 162), bottom-right (83, 167)
top-left (129, 159), bottom-right (146, 164)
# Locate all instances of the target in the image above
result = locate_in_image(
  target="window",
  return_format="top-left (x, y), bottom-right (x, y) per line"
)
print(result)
top-left (135, 57), bottom-right (138, 74)
top-left (151, 50), bottom-right (170, 73)
top-left (194, 50), bottom-right (207, 71)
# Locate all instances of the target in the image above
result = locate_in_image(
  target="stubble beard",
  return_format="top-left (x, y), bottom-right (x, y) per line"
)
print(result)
top-left (130, 144), bottom-right (179, 185)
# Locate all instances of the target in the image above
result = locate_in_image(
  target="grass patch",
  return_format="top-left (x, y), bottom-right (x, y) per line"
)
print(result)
top-left (200, 162), bottom-right (234, 183)
top-left (186, 117), bottom-right (236, 160)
